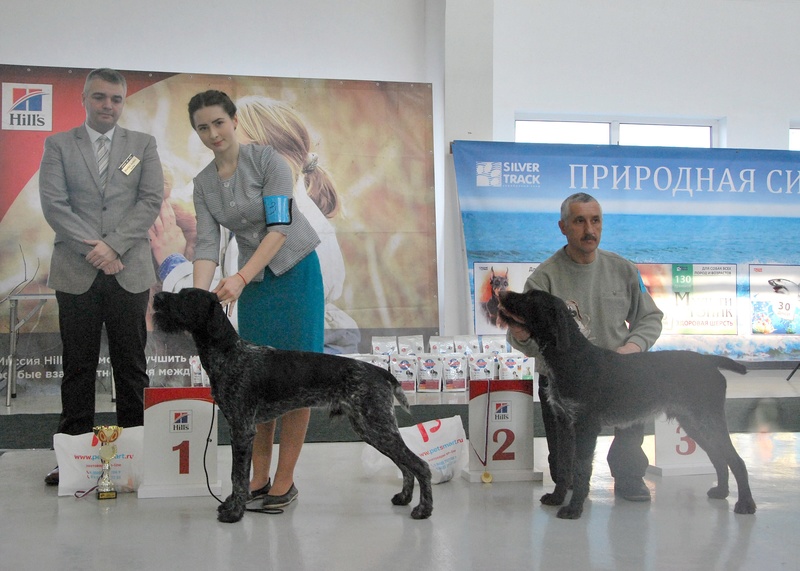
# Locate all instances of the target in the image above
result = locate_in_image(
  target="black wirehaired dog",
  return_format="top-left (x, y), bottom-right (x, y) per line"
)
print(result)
top-left (497, 289), bottom-right (756, 520)
top-left (152, 288), bottom-right (432, 523)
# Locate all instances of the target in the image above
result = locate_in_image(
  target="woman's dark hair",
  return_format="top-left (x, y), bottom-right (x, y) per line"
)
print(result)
top-left (188, 90), bottom-right (237, 129)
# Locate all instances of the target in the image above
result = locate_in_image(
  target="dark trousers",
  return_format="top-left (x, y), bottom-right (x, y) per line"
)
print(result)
top-left (55, 273), bottom-right (150, 435)
top-left (538, 375), bottom-right (649, 482)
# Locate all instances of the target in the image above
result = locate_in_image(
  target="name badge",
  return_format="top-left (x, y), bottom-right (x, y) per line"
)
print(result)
top-left (119, 154), bottom-right (141, 175)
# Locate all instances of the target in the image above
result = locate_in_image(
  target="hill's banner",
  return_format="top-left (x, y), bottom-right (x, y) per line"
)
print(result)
top-left (0, 65), bottom-right (436, 395)
top-left (453, 140), bottom-right (800, 361)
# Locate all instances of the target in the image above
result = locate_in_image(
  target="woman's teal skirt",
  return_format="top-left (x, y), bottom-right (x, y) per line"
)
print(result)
top-left (237, 251), bottom-right (324, 353)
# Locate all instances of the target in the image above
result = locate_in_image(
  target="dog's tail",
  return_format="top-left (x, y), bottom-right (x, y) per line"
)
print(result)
top-left (381, 369), bottom-right (411, 412)
top-left (709, 355), bottom-right (747, 376)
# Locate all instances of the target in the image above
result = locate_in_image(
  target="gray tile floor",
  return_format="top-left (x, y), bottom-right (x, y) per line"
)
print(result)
top-left (1, 371), bottom-right (798, 570)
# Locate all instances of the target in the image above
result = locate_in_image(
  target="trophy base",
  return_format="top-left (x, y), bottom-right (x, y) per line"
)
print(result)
top-left (97, 489), bottom-right (117, 500)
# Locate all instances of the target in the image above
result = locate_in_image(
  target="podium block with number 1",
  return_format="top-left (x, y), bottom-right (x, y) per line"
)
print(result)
top-left (138, 387), bottom-right (222, 498)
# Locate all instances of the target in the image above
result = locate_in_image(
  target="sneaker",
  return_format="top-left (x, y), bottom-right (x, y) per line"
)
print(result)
top-left (261, 483), bottom-right (298, 509)
top-left (614, 478), bottom-right (651, 502)
top-left (246, 479), bottom-right (272, 505)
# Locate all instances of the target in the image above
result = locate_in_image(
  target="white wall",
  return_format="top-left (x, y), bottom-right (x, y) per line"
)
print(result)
top-left (3, 0), bottom-right (799, 336)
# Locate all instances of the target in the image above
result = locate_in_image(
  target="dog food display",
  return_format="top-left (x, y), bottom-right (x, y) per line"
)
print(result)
top-left (390, 355), bottom-right (418, 392)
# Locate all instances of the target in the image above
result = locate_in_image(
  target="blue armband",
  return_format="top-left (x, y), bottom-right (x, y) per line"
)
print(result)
top-left (158, 253), bottom-right (188, 282)
top-left (264, 196), bottom-right (292, 226)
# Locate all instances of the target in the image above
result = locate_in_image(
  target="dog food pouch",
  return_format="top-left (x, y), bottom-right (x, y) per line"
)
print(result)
top-left (428, 336), bottom-right (455, 354)
top-left (442, 353), bottom-right (467, 392)
top-left (497, 352), bottom-right (533, 380)
top-left (416, 354), bottom-right (443, 392)
top-left (391, 355), bottom-right (419, 392)
top-left (347, 354), bottom-right (390, 370)
top-left (372, 336), bottom-right (398, 356)
top-left (189, 356), bottom-right (204, 387)
top-left (454, 335), bottom-right (481, 356)
top-left (469, 353), bottom-right (498, 381)
top-left (481, 335), bottom-right (509, 354)
top-left (398, 335), bottom-right (425, 356)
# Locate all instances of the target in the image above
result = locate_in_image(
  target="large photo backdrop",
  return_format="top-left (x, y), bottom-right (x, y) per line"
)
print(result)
top-left (0, 65), bottom-right (436, 392)
top-left (453, 140), bottom-right (800, 362)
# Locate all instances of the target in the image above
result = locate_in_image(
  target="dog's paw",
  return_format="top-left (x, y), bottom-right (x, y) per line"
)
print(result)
top-left (734, 498), bottom-right (757, 515)
top-left (706, 485), bottom-right (730, 500)
top-left (540, 491), bottom-right (566, 506)
top-left (556, 504), bottom-right (584, 520)
top-left (217, 504), bottom-right (245, 523)
top-left (410, 503), bottom-right (433, 519)
top-left (217, 494), bottom-right (236, 514)
top-left (392, 491), bottom-right (412, 506)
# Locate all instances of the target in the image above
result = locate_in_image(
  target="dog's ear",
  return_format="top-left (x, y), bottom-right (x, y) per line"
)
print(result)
top-left (198, 291), bottom-right (236, 347)
top-left (553, 302), bottom-right (572, 352)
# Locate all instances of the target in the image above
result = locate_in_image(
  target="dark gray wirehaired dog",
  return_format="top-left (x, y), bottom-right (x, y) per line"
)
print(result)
top-left (152, 288), bottom-right (432, 523)
top-left (497, 289), bottom-right (756, 520)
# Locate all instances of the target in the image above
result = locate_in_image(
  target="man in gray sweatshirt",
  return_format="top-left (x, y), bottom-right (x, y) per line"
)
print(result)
top-left (507, 192), bottom-right (663, 501)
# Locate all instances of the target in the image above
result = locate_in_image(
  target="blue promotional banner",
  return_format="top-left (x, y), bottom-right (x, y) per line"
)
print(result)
top-left (453, 140), bottom-right (800, 361)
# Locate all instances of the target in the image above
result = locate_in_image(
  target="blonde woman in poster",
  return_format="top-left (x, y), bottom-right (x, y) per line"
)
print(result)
top-left (189, 90), bottom-right (323, 508)
top-left (236, 96), bottom-right (359, 354)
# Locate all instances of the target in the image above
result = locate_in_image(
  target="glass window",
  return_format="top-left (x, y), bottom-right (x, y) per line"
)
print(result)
top-left (619, 124), bottom-right (711, 148)
top-left (790, 128), bottom-right (800, 151)
top-left (516, 116), bottom-right (716, 148)
top-left (515, 120), bottom-right (609, 145)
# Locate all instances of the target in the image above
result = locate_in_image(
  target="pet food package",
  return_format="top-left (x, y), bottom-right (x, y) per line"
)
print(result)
top-left (416, 354), bottom-right (444, 392)
top-left (442, 353), bottom-right (468, 392)
top-left (481, 334), bottom-right (509, 354)
top-left (397, 334), bottom-right (425, 356)
top-left (468, 353), bottom-right (499, 381)
top-left (371, 336), bottom-right (398, 356)
top-left (390, 355), bottom-right (418, 392)
top-left (454, 335), bottom-right (481, 356)
top-left (497, 352), bottom-right (534, 380)
top-left (346, 354), bottom-right (390, 370)
top-left (428, 336), bottom-right (455, 354)
top-left (189, 355), bottom-right (210, 387)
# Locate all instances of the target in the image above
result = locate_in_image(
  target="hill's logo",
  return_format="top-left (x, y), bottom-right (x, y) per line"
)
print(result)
top-left (2, 83), bottom-right (53, 131)
top-left (493, 401), bottom-right (511, 421)
top-left (476, 160), bottom-right (541, 188)
top-left (171, 410), bottom-right (192, 432)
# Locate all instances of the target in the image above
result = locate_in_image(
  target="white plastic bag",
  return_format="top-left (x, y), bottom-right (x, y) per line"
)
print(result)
top-left (362, 415), bottom-right (467, 484)
top-left (53, 426), bottom-right (144, 496)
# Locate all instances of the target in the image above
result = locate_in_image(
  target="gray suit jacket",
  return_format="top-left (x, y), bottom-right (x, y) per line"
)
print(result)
top-left (39, 125), bottom-right (163, 295)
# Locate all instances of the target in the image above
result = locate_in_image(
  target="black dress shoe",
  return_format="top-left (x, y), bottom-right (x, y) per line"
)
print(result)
top-left (614, 478), bottom-right (651, 501)
top-left (44, 467), bottom-right (59, 486)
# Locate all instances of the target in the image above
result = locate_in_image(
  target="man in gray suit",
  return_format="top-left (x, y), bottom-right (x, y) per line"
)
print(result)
top-left (39, 68), bottom-right (163, 485)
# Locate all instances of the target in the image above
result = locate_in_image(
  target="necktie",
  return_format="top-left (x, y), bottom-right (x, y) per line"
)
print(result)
top-left (97, 135), bottom-right (109, 188)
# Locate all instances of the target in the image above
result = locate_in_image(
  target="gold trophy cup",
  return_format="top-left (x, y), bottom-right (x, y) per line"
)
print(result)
top-left (93, 425), bottom-right (123, 499)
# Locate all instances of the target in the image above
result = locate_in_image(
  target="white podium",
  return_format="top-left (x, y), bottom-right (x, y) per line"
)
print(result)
top-left (138, 387), bottom-right (222, 498)
top-left (462, 378), bottom-right (542, 482)
top-left (647, 413), bottom-right (715, 476)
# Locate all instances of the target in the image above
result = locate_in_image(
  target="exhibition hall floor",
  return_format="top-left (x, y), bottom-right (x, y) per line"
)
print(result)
top-left (0, 433), bottom-right (797, 570)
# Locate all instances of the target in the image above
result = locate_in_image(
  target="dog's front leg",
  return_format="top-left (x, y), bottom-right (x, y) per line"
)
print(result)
top-left (217, 427), bottom-right (255, 523)
top-left (557, 420), bottom-right (600, 520)
top-left (540, 417), bottom-right (574, 507)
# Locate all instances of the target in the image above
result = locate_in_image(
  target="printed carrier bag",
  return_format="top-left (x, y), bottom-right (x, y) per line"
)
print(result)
top-left (53, 426), bottom-right (144, 496)
top-left (362, 416), bottom-right (467, 484)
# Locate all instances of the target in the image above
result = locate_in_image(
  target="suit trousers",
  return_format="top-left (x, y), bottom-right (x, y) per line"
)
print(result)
top-left (55, 272), bottom-right (150, 435)
top-left (538, 375), bottom-right (649, 482)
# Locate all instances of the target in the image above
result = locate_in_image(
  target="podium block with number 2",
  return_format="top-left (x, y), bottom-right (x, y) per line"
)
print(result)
top-left (138, 387), bottom-right (222, 498)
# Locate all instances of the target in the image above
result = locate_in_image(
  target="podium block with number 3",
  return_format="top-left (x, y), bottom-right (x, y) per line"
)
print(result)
top-left (138, 387), bottom-right (222, 498)
top-left (647, 413), bottom-right (715, 477)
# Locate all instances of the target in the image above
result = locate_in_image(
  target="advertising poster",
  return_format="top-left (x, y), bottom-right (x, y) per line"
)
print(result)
top-left (473, 262), bottom-right (537, 335)
top-left (0, 65), bottom-right (436, 393)
top-left (453, 140), bottom-right (800, 361)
